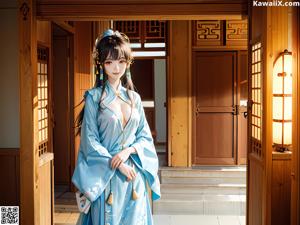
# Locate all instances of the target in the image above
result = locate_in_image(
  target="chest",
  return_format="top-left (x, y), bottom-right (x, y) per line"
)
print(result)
top-left (107, 97), bottom-right (132, 124)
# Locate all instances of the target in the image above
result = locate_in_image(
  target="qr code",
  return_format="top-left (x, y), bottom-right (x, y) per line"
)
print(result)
top-left (0, 206), bottom-right (19, 225)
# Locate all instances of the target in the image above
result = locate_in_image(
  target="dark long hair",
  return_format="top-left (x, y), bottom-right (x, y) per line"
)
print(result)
top-left (75, 30), bottom-right (134, 136)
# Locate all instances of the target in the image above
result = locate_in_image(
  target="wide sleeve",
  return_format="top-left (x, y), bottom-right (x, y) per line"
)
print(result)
top-left (72, 91), bottom-right (115, 202)
top-left (130, 94), bottom-right (161, 201)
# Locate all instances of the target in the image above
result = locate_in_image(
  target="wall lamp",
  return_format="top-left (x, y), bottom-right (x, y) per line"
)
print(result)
top-left (272, 49), bottom-right (292, 152)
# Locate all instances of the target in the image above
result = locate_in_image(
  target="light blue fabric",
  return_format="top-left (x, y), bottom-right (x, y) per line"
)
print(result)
top-left (72, 81), bottom-right (161, 225)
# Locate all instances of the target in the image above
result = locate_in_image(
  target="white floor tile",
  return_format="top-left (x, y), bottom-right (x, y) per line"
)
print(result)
top-left (154, 215), bottom-right (220, 225)
top-left (153, 215), bottom-right (171, 225)
top-left (218, 216), bottom-right (240, 225)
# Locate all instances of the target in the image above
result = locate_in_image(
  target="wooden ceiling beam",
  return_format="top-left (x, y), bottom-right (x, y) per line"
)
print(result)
top-left (37, 1), bottom-right (247, 20)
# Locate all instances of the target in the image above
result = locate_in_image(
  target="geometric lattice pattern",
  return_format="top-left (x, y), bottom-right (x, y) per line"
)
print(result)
top-left (37, 47), bottom-right (49, 156)
top-left (114, 21), bottom-right (166, 46)
top-left (251, 42), bottom-right (263, 157)
top-left (226, 20), bottom-right (248, 40)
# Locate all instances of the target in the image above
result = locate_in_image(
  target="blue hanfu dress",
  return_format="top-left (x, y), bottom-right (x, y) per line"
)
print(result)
top-left (72, 81), bottom-right (161, 225)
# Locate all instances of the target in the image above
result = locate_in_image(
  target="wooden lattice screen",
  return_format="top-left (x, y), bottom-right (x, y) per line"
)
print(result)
top-left (250, 42), bottom-right (263, 158)
top-left (37, 47), bottom-right (49, 156)
top-left (114, 21), bottom-right (166, 51)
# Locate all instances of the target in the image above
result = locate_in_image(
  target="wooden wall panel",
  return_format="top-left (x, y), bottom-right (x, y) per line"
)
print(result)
top-left (39, 153), bottom-right (54, 225)
top-left (248, 157), bottom-right (263, 225)
top-left (73, 22), bottom-right (93, 183)
top-left (168, 21), bottom-right (191, 167)
top-left (0, 149), bottom-right (19, 205)
top-left (291, 6), bottom-right (300, 225)
top-left (271, 153), bottom-right (291, 225)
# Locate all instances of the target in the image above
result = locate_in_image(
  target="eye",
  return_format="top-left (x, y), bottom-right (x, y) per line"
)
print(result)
top-left (119, 59), bottom-right (127, 64)
top-left (104, 60), bottom-right (112, 65)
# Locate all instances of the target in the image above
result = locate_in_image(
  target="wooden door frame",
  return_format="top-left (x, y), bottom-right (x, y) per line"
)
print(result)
top-left (19, 1), bottom-right (247, 224)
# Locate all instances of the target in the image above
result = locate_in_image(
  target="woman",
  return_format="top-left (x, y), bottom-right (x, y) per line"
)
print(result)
top-left (72, 29), bottom-right (161, 225)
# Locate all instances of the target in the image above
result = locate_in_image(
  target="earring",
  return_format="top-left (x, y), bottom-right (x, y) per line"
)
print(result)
top-left (126, 68), bottom-right (131, 80)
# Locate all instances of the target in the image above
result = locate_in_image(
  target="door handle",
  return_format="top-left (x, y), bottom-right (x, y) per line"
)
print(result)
top-left (232, 105), bottom-right (239, 115)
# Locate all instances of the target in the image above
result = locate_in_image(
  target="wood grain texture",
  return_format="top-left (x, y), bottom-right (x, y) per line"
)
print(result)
top-left (291, 6), bottom-right (300, 225)
top-left (168, 21), bottom-right (191, 167)
top-left (271, 154), bottom-right (291, 225)
top-left (19, 0), bottom-right (40, 224)
top-left (39, 153), bottom-right (54, 225)
top-left (248, 157), bottom-right (264, 225)
top-left (36, 0), bottom-right (247, 20)
top-left (193, 51), bottom-right (237, 165)
top-left (73, 22), bottom-right (93, 190)
top-left (37, 21), bottom-right (51, 46)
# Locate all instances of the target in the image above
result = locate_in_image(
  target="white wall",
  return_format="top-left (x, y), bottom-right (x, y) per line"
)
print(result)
top-left (154, 59), bottom-right (166, 143)
top-left (0, 1), bottom-right (20, 148)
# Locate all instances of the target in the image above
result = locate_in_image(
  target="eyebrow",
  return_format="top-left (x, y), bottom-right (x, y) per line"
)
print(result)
top-left (105, 57), bottom-right (126, 61)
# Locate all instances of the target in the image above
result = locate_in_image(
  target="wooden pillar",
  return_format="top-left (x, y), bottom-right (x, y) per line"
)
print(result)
top-left (168, 21), bottom-right (192, 167)
top-left (291, 6), bottom-right (300, 225)
top-left (18, 0), bottom-right (39, 224)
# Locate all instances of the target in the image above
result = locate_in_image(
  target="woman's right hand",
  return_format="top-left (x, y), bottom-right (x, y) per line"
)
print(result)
top-left (118, 163), bottom-right (136, 181)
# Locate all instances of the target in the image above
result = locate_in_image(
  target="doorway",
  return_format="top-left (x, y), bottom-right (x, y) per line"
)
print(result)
top-left (52, 24), bottom-right (75, 194)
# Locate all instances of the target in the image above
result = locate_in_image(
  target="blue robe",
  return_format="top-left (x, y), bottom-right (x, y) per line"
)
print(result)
top-left (72, 81), bottom-right (161, 225)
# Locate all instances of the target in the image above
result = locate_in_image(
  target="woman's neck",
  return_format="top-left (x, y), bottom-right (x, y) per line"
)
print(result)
top-left (108, 78), bottom-right (121, 92)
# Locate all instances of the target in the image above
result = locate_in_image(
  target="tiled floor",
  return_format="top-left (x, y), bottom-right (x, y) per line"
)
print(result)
top-left (54, 213), bottom-right (246, 225)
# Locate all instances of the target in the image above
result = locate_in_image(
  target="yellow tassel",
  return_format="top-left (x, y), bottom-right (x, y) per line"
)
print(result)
top-left (132, 189), bottom-right (139, 200)
top-left (106, 192), bottom-right (113, 205)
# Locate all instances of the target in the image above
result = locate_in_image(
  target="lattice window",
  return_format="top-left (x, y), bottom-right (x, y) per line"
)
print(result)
top-left (250, 42), bottom-right (263, 156)
top-left (144, 21), bottom-right (166, 43)
top-left (37, 47), bottom-right (49, 156)
top-left (114, 21), bottom-right (141, 43)
top-left (114, 21), bottom-right (167, 56)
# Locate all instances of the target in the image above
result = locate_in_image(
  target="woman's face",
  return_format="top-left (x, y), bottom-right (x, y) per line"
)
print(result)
top-left (103, 56), bottom-right (128, 83)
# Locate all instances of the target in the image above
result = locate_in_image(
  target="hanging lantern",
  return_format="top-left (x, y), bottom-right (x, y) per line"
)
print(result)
top-left (272, 49), bottom-right (292, 152)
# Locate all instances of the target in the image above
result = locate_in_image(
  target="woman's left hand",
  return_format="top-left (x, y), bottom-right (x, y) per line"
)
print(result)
top-left (111, 147), bottom-right (135, 169)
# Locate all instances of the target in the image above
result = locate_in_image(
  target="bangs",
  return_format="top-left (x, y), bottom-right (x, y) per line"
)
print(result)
top-left (98, 37), bottom-right (133, 64)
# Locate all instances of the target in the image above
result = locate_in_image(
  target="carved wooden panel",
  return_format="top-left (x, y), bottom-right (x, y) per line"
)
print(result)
top-left (114, 21), bottom-right (167, 49)
top-left (194, 20), bottom-right (222, 46)
top-left (193, 20), bottom-right (248, 48)
top-left (145, 21), bottom-right (166, 43)
top-left (226, 20), bottom-right (248, 46)
top-left (114, 21), bottom-right (141, 43)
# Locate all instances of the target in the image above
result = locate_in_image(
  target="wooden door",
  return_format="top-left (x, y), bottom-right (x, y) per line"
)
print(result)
top-left (193, 51), bottom-right (237, 165)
